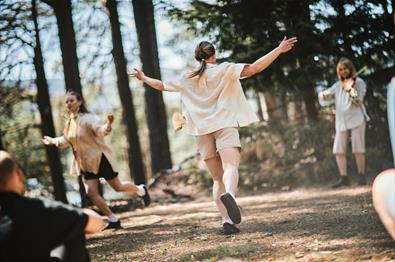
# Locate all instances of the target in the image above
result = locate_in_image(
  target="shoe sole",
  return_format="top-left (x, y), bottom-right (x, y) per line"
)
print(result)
top-left (104, 222), bottom-right (122, 230)
top-left (224, 229), bottom-right (240, 235)
top-left (220, 193), bottom-right (241, 224)
top-left (224, 228), bottom-right (240, 235)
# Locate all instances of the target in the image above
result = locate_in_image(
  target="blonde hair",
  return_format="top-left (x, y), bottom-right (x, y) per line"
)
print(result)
top-left (336, 57), bottom-right (356, 81)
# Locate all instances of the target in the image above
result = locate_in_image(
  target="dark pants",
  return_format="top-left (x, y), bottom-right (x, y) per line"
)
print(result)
top-left (50, 233), bottom-right (90, 262)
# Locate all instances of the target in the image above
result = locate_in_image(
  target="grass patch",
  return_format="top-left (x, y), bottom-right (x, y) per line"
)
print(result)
top-left (178, 244), bottom-right (256, 262)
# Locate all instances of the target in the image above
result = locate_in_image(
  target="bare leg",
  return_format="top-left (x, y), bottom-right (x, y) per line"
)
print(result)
top-left (354, 153), bottom-right (365, 174)
top-left (106, 176), bottom-right (139, 194)
top-left (205, 155), bottom-right (229, 221)
top-left (218, 148), bottom-right (240, 195)
top-left (335, 154), bottom-right (347, 176)
top-left (84, 178), bottom-right (114, 218)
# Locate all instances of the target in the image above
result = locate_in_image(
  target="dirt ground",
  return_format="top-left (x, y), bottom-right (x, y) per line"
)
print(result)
top-left (87, 186), bottom-right (395, 262)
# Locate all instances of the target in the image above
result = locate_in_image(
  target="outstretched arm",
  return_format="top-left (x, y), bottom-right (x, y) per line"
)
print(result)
top-left (240, 36), bottom-right (298, 78)
top-left (41, 136), bottom-right (69, 148)
top-left (129, 68), bottom-right (164, 91)
top-left (90, 113), bottom-right (114, 137)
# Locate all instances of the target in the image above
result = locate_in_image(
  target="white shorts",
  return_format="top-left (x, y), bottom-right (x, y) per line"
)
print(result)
top-left (333, 122), bottom-right (366, 154)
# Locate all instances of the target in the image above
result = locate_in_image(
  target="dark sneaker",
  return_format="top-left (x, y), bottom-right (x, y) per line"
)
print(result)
top-left (332, 176), bottom-right (350, 188)
top-left (141, 185), bottom-right (151, 207)
top-left (220, 193), bottom-right (241, 224)
top-left (223, 222), bottom-right (240, 235)
top-left (104, 220), bottom-right (122, 230)
top-left (357, 175), bottom-right (367, 186)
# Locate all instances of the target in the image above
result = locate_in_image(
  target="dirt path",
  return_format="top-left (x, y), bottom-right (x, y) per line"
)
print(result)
top-left (87, 187), bottom-right (395, 261)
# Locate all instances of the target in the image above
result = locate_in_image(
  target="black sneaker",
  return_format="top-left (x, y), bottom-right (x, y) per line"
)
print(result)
top-left (104, 220), bottom-right (122, 230)
top-left (332, 176), bottom-right (350, 188)
top-left (220, 193), bottom-right (241, 224)
top-left (223, 222), bottom-right (240, 235)
top-left (141, 185), bottom-right (151, 207)
top-left (357, 175), bottom-right (367, 185)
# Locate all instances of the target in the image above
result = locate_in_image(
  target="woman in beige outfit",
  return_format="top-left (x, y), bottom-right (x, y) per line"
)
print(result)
top-left (131, 37), bottom-right (297, 235)
top-left (42, 91), bottom-right (150, 229)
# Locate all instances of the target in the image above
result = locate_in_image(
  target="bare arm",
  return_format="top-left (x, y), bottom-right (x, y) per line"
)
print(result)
top-left (41, 135), bottom-right (69, 148)
top-left (372, 170), bottom-right (395, 240)
top-left (129, 68), bottom-right (164, 91)
top-left (90, 113), bottom-right (114, 137)
top-left (240, 36), bottom-right (298, 78)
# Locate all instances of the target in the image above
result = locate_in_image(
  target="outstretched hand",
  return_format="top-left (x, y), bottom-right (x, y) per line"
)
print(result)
top-left (105, 113), bottom-right (114, 133)
top-left (278, 36), bottom-right (298, 53)
top-left (129, 68), bottom-right (145, 81)
top-left (41, 136), bottom-right (53, 146)
top-left (107, 113), bottom-right (114, 124)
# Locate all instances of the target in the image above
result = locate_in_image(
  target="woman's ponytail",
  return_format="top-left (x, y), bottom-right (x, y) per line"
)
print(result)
top-left (188, 41), bottom-right (215, 78)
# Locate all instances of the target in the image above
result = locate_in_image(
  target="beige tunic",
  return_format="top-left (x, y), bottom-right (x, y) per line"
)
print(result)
top-left (163, 62), bottom-right (259, 135)
top-left (52, 113), bottom-right (117, 176)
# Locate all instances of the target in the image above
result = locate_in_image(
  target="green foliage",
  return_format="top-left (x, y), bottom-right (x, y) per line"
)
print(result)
top-left (0, 86), bottom-right (52, 190)
top-left (166, 0), bottom-right (394, 94)
top-left (238, 118), bottom-right (390, 189)
top-left (165, 0), bottom-right (393, 188)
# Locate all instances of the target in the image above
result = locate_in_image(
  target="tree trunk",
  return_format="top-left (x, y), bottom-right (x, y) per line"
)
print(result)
top-left (285, 1), bottom-right (319, 123)
top-left (263, 91), bottom-right (286, 121)
top-left (0, 133), bottom-right (4, 150)
top-left (280, 93), bottom-right (289, 122)
top-left (32, 0), bottom-right (68, 203)
top-left (132, 0), bottom-right (172, 174)
top-left (302, 87), bottom-right (318, 123)
top-left (42, 0), bottom-right (82, 94)
top-left (255, 90), bottom-right (264, 121)
top-left (333, 0), bottom-right (353, 57)
top-left (105, 0), bottom-right (146, 184)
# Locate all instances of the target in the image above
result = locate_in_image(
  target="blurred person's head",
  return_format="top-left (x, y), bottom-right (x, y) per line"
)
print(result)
top-left (0, 151), bottom-right (25, 195)
top-left (337, 57), bottom-right (356, 81)
top-left (65, 91), bottom-right (88, 114)
top-left (189, 41), bottom-right (216, 78)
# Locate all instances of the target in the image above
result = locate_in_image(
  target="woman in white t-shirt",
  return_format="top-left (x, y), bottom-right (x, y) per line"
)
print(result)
top-left (131, 37), bottom-right (297, 235)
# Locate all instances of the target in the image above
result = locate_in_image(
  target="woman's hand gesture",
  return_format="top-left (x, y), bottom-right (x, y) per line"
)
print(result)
top-left (105, 113), bottom-right (114, 133)
top-left (41, 136), bottom-right (54, 146)
top-left (129, 68), bottom-right (145, 81)
top-left (107, 113), bottom-right (114, 125)
top-left (278, 36), bottom-right (298, 53)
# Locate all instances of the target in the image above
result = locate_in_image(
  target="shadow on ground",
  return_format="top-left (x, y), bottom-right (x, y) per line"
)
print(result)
top-left (87, 186), bottom-right (395, 261)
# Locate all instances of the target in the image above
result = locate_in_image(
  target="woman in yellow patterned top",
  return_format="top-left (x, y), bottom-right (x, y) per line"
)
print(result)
top-left (41, 91), bottom-right (150, 230)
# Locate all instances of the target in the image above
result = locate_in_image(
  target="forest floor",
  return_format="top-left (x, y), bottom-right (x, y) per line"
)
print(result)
top-left (86, 183), bottom-right (395, 262)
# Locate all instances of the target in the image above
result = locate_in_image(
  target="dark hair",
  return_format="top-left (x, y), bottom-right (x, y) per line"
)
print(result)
top-left (65, 90), bottom-right (88, 113)
top-left (188, 41), bottom-right (216, 78)
top-left (0, 151), bottom-right (17, 188)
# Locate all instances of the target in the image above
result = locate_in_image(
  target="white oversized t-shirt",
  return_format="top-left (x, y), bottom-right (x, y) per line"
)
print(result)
top-left (163, 62), bottom-right (259, 135)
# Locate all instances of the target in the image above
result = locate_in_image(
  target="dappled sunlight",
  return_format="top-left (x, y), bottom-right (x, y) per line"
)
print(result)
top-left (86, 187), bottom-right (394, 261)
